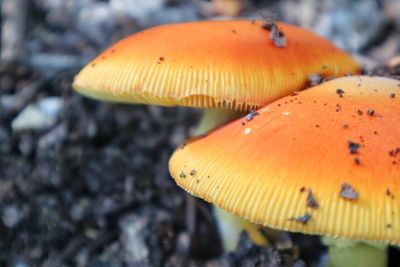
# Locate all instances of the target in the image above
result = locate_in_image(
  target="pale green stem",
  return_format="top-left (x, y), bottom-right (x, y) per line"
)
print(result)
top-left (322, 237), bottom-right (387, 267)
top-left (213, 206), bottom-right (269, 251)
top-left (192, 108), bottom-right (246, 136)
top-left (192, 109), bottom-right (269, 251)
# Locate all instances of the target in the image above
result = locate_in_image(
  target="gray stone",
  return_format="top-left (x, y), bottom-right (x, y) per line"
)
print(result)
top-left (2, 204), bottom-right (23, 228)
top-left (119, 214), bottom-right (149, 264)
top-left (11, 97), bottom-right (62, 131)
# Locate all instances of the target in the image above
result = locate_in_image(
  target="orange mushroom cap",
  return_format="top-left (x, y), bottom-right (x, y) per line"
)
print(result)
top-left (73, 20), bottom-right (359, 111)
top-left (169, 76), bottom-right (400, 244)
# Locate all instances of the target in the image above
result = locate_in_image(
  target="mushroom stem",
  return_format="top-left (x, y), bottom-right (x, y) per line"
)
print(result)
top-left (322, 237), bottom-right (387, 267)
top-left (213, 206), bottom-right (269, 251)
top-left (192, 108), bottom-right (246, 136)
top-left (192, 108), bottom-right (270, 251)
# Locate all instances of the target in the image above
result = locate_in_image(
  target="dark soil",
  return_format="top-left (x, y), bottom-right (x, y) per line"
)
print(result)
top-left (0, 59), bottom-right (306, 267)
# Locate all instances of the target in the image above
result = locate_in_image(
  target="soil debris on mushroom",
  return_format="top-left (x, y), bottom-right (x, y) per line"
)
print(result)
top-left (306, 190), bottom-right (319, 209)
top-left (336, 88), bottom-right (345, 97)
top-left (288, 213), bottom-right (312, 225)
top-left (308, 74), bottom-right (322, 86)
top-left (348, 141), bottom-right (360, 154)
top-left (269, 24), bottom-right (286, 48)
top-left (367, 109), bottom-right (375, 116)
top-left (339, 183), bottom-right (359, 200)
top-left (245, 110), bottom-right (259, 121)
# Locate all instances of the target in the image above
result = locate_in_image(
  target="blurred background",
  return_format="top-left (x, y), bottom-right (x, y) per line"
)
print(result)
top-left (0, 0), bottom-right (399, 267)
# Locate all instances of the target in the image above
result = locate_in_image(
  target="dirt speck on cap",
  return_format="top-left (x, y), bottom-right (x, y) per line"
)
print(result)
top-left (306, 191), bottom-right (319, 209)
top-left (179, 170), bottom-right (186, 178)
top-left (389, 147), bottom-right (400, 158)
top-left (308, 74), bottom-right (322, 87)
top-left (288, 213), bottom-right (312, 225)
top-left (339, 183), bottom-right (359, 200)
top-left (336, 88), bottom-right (345, 97)
top-left (386, 189), bottom-right (395, 199)
top-left (348, 141), bottom-right (360, 154)
top-left (367, 109), bottom-right (375, 116)
top-left (245, 110), bottom-right (259, 121)
top-left (270, 25), bottom-right (286, 48)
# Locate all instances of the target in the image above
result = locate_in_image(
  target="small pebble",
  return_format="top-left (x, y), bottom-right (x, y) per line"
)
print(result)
top-left (2, 204), bottom-right (23, 228)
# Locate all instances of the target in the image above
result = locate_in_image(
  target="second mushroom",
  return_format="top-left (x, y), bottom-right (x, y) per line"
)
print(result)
top-left (169, 76), bottom-right (400, 267)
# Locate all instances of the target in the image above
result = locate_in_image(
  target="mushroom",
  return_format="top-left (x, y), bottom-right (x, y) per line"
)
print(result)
top-left (72, 20), bottom-right (360, 251)
top-left (73, 20), bottom-right (359, 136)
top-left (169, 76), bottom-right (400, 267)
